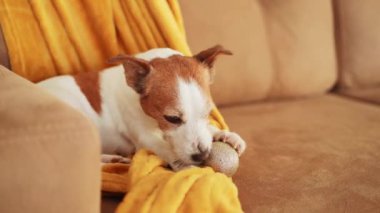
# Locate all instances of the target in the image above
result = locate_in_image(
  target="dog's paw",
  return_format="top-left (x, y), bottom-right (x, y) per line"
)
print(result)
top-left (213, 131), bottom-right (246, 156)
top-left (101, 154), bottom-right (131, 164)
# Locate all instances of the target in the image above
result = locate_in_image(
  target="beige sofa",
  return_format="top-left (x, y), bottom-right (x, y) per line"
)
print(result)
top-left (1, 0), bottom-right (380, 212)
top-left (181, 1), bottom-right (380, 212)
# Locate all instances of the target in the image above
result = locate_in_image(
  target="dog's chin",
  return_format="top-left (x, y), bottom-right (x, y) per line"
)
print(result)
top-left (170, 151), bottom-right (196, 166)
top-left (175, 156), bottom-right (193, 165)
top-left (177, 155), bottom-right (203, 167)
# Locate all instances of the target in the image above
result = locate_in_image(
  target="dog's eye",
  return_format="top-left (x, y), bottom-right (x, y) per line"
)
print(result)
top-left (164, 115), bottom-right (183, 124)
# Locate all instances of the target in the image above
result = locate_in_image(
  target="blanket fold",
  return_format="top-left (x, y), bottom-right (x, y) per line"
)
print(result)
top-left (103, 150), bottom-right (243, 213)
top-left (0, 0), bottom-right (191, 82)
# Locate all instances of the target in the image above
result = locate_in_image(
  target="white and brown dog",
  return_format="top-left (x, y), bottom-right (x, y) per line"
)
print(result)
top-left (38, 45), bottom-right (246, 170)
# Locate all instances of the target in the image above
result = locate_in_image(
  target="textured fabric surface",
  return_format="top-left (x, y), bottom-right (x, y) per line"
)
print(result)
top-left (335, 0), bottom-right (380, 89)
top-left (339, 87), bottom-right (380, 105)
top-left (0, 66), bottom-right (101, 213)
top-left (0, 0), bottom-right (190, 82)
top-left (221, 95), bottom-right (380, 212)
top-left (107, 150), bottom-right (242, 213)
top-left (181, 0), bottom-right (337, 106)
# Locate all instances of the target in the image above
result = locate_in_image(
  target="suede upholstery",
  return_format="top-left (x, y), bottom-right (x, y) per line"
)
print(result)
top-left (0, 66), bottom-right (101, 213)
top-left (181, 0), bottom-right (337, 106)
top-left (340, 87), bottom-right (380, 105)
top-left (333, 0), bottom-right (380, 103)
top-left (223, 95), bottom-right (380, 212)
top-left (334, 0), bottom-right (380, 90)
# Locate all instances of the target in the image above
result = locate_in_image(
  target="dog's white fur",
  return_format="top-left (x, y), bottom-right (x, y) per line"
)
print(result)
top-left (38, 48), bottom-right (246, 170)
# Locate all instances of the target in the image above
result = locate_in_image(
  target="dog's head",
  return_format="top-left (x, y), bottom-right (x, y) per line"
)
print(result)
top-left (110, 45), bottom-right (232, 165)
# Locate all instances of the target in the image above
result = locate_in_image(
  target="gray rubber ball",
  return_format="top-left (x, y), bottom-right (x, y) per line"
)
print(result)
top-left (204, 142), bottom-right (239, 176)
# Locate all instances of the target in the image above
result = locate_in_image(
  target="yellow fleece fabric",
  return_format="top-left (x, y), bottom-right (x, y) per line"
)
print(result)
top-left (101, 110), bottom-right (241, 212)
top-left (0, 0), bottom-right (191, 82)
top-left (0, 0), bottom-right (240, 212)
top-left (103, 150), bottom-right (243, 213)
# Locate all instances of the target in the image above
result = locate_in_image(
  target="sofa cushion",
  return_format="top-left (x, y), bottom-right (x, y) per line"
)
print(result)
top-left (181, 0), bottom-right (337, 106)
top-left (340, 87), bottom-right (380, 105)
top-left (220, 95), bottom-right (380, 212)
top-left (0, 66), bottom-right (101, 213)
top-left (335, 0), bottom-right (380, 89)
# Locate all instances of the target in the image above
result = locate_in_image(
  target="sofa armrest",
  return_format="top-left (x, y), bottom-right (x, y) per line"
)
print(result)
top-left (0, 66), bottom-right (101, 213)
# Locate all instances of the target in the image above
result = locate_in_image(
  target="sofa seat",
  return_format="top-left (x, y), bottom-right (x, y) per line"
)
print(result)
top-left (223, 95), bottom-right (380, 212)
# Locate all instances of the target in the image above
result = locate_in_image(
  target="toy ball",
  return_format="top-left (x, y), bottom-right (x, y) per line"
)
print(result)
top-left (204, 142), bottom-right (239, 176)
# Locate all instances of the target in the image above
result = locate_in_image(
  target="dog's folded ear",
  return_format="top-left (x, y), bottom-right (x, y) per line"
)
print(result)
top-left (108, 55), bottom-right (153, 95)
top-left (193, 45), bottom-right (233, 68)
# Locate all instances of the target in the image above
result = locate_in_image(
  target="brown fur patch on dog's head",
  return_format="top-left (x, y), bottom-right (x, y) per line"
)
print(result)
top-left (141, 55), bottom-right (212, 130)
top-left (109, 45), bottom-right (232, 130)
top-left (109, 45), bottom-right (232, 165)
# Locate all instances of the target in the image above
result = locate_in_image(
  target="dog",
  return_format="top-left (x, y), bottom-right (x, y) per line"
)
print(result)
top-left (37, 45), bottom-right (246, 170)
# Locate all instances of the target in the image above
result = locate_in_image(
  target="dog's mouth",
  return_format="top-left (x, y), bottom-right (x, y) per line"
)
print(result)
top-left (168, 158), bottom-right (203, 171)
top-left (172, 156), bottom-right (204, 167)
top-left (163, 135), bottom-right (206, 168)
top-left (173, 150), bottom-right (202, 166)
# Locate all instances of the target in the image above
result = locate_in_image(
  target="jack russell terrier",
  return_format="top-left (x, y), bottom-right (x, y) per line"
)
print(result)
top-left (38, 45), bottom-right (246, 171)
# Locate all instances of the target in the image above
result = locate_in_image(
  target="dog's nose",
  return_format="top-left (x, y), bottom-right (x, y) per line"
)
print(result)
top-left (191, 145), bottom-right (210, 163)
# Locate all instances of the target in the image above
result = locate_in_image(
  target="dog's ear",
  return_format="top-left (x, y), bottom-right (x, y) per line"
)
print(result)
top-left (108, 55), bottom-right (153, 95)
top-left (193, 45), bottom-right (232, 68)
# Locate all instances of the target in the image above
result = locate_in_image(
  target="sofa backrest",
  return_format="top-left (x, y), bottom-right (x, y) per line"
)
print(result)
top-left (334, 0), bottom-right (380, 91)
top-left (181, 0), bottom-right (337, 106)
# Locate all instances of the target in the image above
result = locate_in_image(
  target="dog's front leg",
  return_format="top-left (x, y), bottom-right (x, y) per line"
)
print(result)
top-left (101, 154), bottom-right (131, 165)
top-left (208, 125), bottom-right (247, 156)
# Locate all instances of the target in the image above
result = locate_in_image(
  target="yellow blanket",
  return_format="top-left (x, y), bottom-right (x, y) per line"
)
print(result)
top-left (101, 107), bottom-right (241, 212)
top-left (103, 150), bottom-right (243, 213)
top-left (0, 0), bottom-right (239, 211)
top-left (0, 0), bottom-right (190, 82)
